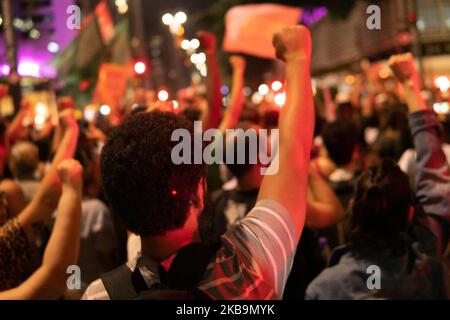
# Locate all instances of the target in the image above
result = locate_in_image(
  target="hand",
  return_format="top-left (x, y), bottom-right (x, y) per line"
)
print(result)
top-left (57, 159), bottom-right (83, 189)
top-left (59, 109), bottom-right (78, 130)
top-left (197, 31), bottom-right (216, 54)
top-left (273, 25), bottom-right (312, 62)
top-left (388, 53), bottom-right (419, 86)
top-left (229, 55), bottom-right (246, 72)
top-left (57, 96), bottom-right (75, 112)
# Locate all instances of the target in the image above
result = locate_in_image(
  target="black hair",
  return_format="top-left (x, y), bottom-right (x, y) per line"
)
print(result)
top-left (100, 111), bottom-right (206, 236)
top-left (349, 159), bottom-right (411, 248)
top-left (223, 121), bottom-right (262, 179)
top-left (322, 120), bottom-right (358, 166)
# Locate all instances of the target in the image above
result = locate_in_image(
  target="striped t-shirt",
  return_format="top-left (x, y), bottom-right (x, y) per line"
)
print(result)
top-left (82, 199), bottom-right (298, 300)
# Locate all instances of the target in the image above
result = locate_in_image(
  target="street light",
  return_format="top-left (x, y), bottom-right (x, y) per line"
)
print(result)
top-left (174, 11), bottom-right (187, 24)
top-left (162, 13), bottom-right (174, 26)
top-left (190, 38), bottom-right (200, 49)
top-left (134, 61), bottom-right (147, 75)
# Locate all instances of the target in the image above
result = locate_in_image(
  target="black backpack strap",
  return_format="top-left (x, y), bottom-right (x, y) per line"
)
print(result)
top-left (167, 242), bottom-right (221, 289)
top-left (101, 264), bottom-right (149, 300)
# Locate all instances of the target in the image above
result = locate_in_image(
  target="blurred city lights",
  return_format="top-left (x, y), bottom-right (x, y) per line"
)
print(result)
top-left (1, 65), bottom-right (10, 76)
top-left (274, 92), bottom-right (286, 107)
top-left (197, 52), bottom-right (206, 64)
top-left (433, 102), bottom-right (449, 114)
top-left (220, 86), bottom-right (230, 95)
top-left (134, 61), bottom-right (146, 75)
top-left (18, 62), bottom-right (40, 77)
top-left (115, 0), bottom-right (128, 14)
top-left (35, 103), bottom-right (48, 115)
top-left (181, 39), bottom-right (191, 50)
top-left (99, 104), bottom-right (111, 116)
top-left (174, 11), bottom-right (187, 24)
top-left (29, 29), bottom-right (41, 39)
top-left (271, 81), bottom-right (283, 91)
top-left (47, 42), bottom-right (60, 53)
top-left (162, 13), bottom-right (174, 25)
top-left (190, 38), bottom-right (200, 49)
top-left (172, 100), bottom-right (179, 110)
top-left (434, 76), bottom-right (450, 92)
top-left (243, 87), bottom-right (252, 97)
top-left (84, 106), bottom-right (97, 122)
top-left (252, 92), bottom-right (264, 104)
top-left (117, 4), bottom-right (128, 14)
top-left (258, 84), bottom-right (270, 95)
top-left (158, 90), bottom-right (169, 102)
top-left (34, 114), bottom-right (46, 126)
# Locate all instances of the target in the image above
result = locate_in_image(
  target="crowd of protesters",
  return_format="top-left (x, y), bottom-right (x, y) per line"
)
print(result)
top-left (0, 25), bottom-right (449, 300)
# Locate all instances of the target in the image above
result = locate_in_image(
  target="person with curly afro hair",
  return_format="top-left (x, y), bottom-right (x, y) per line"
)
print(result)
top-left (99, 111), bottom-right (206, 237)
top-left (83, 26), bottom-right (315, 300)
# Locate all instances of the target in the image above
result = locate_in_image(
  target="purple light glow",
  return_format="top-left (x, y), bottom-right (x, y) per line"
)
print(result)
top-left (0, 65), bottom-right (10, 76)
top-left (0, 0), bottom-right (77, 78)
top-left (301, 7), bottom-right (328, 26)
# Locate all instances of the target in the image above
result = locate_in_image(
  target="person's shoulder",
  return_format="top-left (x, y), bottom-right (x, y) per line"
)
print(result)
top-left (82, 278), bottom-right (110, 300)
top-left (305, 254), bottom-right (355, 300)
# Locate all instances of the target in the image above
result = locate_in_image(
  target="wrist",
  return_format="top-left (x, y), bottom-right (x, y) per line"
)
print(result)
top-left (285, 53), bottom-right (310, 65)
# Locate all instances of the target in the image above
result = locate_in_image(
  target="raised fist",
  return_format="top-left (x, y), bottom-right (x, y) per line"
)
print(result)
top-left (197, 31), bottom-right (216, 54)
top-left (273, 25), bottom-right (312, 62)
top-left (57, 96), bottom-right (75, 111)
top-left (57, 159), bottom-right (83, 189)
top-left (59, 109), bottom-right (78, 130)
top-left (388, 53), bottom-right (418, 84)
top-left (229, 55), bottom-right (246, 72)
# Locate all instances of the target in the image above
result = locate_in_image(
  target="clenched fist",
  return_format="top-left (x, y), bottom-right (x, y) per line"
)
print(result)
top-left (57, 159), bottom-right (83, 189)
top-left (273, 25), bottom-right (312, 62)
top-left (388, 53), bottom-right (419, 85)
top-left (59, 109), bottom-right (78, 130)
top-left (197, 31), bottom-right (216, 54)
top-left (57, 96), bottom-right (75, 111)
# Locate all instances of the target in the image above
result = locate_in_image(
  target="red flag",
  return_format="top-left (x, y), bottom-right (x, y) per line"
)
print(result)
top-left (223, 4), bottom-right (302, 60)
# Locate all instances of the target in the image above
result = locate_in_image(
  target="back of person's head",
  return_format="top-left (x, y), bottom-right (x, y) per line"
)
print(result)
top-left (100, 111), bottom-right (206, 237)
top-left (349, 159), bottom-right (411, 246)
top-left (9, 141), bottom-right (39, 179)
top-left (322, 120), bottom-right (357, 167)
top-left (223, 121), bottom-right (263, 179)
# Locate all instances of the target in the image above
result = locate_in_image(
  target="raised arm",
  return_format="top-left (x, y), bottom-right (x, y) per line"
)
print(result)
top-left (257, 26), bottom-right (315, 240)
top-left (0, 160), bottom-right (83, 300)
top-left (306, 165), bottom-right (344, 229)
top-left (389, 53), bottom-right (450, 224)
top-left (6, 100), bottom-right (31, 144)
top-left (218, 55), bottom-right (246, 132)
top-left (198, 31), bottom-right (222, 130)
top-left (18, 109), bottom-right (79, 242)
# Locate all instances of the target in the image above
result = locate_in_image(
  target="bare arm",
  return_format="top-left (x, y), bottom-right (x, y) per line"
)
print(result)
top-left (257, 26), bottom-right (315, 240)
top-left (306, 166), bottom-right (344, 229)
top-left (0, 160), bottom-right (83, 300)
top-left (6, 101), bottom-right (31, 144)
top-left (198, 31), bottom-right (222, 130)
top-left (18, 110), bottom-right (79, 242)
top-left (218, 56), bottom-right (246, 132)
